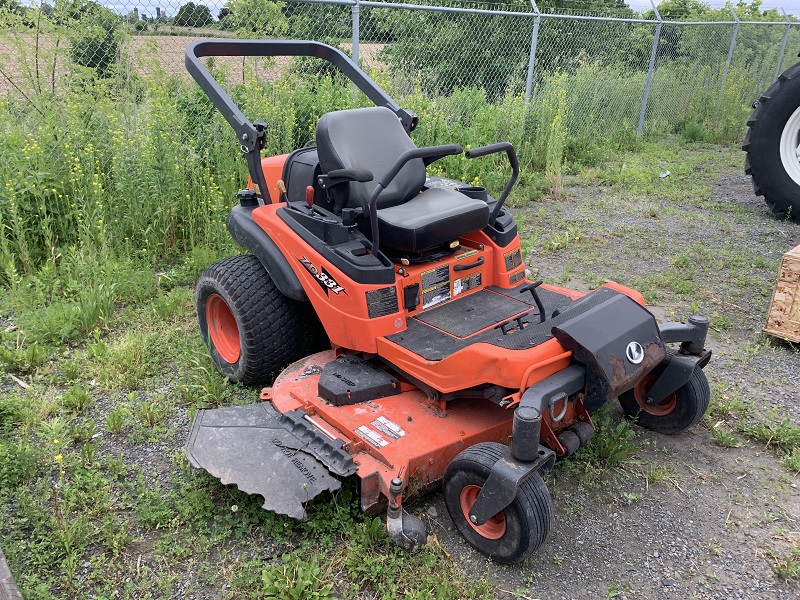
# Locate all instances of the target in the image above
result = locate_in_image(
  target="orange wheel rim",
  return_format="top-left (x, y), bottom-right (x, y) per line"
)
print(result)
top-left (460, 485), bottom-right (506, 539)
top-left (633, 375), bottom-right (676, 416)
top-left (206, 294), bottom-right (240, 364)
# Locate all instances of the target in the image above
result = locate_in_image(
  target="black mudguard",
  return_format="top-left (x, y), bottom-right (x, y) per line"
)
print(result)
top-left (645, 348), bottom-right (712, 404)
top-left (471, 293), bottom-right (712, 523)
top-left (552, 293), bottom-right (666, 412)
top-left (227, 204), bottom-right (308, 302)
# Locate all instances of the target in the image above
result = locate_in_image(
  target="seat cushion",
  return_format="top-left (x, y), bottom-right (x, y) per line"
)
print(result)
top-left (377, 187), bottom-right (490, 253)
top-left (316, 107), bottom-right (426, 210)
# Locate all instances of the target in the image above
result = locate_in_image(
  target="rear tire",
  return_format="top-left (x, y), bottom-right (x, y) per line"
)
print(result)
top-left (618, 361), bottom-right (710, 435)
top-left (196, 255), bottom-right (327, 385)
top-left (443, 442), bottom-right (553, 564)
top-left (743, 61), bottom-right (800, 220)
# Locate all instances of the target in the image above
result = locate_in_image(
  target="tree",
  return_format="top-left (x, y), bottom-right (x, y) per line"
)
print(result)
top-left (223, 0), bottom-right (287, 37)
top-left (125, 8), bottom-right (140, 24)
top-left (284, 3), bottom-right (350, 40)
top-left (63, 0), bottom-right (122, 78)
top-left (0, 0), bottom-right (23, 15)
top-left (174, 2), bottom-right (213, 28)
top-left (380, 0), bottom-right (638, 100)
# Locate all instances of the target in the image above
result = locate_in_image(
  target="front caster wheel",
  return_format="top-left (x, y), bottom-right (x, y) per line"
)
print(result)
top-left (618, 362), bottom-right (710, 435)
top-left (443, 442), bottom-right (553, 564)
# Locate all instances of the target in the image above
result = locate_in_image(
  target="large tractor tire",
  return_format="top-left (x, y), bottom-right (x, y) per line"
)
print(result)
top-left (743, 61), bottom-right (800, 221)
top-left (196, 255), bottom-right (327, 385)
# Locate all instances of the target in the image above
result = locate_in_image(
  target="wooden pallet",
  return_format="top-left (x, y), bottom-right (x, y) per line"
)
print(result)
top-left (764, 244), bottom-right (800, 343)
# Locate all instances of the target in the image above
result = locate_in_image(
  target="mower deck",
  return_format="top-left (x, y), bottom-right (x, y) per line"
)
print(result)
top-left (271, 352), bottom-right (516, 513)
top-left (187, 351), bottom-right (515, 518)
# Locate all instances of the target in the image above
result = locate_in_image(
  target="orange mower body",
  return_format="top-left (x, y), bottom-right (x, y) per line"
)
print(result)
top-left (184, 39), bottom-right (713, 564)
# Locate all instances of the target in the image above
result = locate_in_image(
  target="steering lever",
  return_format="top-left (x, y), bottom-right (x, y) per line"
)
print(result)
top-left (520, 280), bottom-right (546, 324)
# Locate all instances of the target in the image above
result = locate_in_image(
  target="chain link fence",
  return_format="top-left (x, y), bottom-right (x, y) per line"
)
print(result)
top-left (0, 0), bottom-right (797, 148)
top-left (1, 0), bottom-right (798, 275)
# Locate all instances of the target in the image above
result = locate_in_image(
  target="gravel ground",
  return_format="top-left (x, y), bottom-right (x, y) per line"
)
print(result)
top-left (423, 414), bottom-right (798, 599)
top-left (414, 168), bottom-right (800, 599)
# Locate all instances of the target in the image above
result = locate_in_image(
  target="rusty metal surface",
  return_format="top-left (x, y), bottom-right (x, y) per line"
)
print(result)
top-left (606, 341), bottom-right (667, 396)
top-left (0, 547), bottom-right (22, 600)
top-left (552, 293), bottom-right (667, 412)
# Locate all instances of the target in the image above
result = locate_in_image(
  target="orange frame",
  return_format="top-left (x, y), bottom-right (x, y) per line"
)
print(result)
top-left (245, 153), bottom-right (650, 508)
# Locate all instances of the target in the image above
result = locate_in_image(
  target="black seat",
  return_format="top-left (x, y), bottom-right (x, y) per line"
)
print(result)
top-left (315, 107), bottom-right (489, 254)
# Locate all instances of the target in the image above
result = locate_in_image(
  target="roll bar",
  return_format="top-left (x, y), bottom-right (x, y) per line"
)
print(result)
top-left (185, 39), bottom-right (419, 204)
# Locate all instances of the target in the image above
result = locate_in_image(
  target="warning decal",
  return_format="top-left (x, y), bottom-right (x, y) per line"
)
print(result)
top-left (371, 416), bottom-right (407, 440)
top-left (504, 248), bottom-right (523, 271)
top-left (509, 270), bottom-right (525, 285)
top-left (421, 265), bottom-right (450, 309)
top-left (355, 425), bottom-right (388, 448)
top-left (453, 272), bottom-right (482, 297)
top-left (366, 286), bottom-right (398, 318)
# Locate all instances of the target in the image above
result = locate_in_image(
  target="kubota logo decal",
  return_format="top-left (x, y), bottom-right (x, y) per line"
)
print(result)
top-left (299, 256), bottom-right (346, 295)
top-left (626, 341), bottom-right (644, 364)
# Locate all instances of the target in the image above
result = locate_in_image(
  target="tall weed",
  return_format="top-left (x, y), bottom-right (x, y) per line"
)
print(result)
top-left (544, 72), bottom-right (569, 200)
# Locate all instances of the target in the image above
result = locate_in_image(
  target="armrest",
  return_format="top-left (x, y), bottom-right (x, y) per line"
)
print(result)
top-left (465, 142), bottom-right (519, 226)
top-left (377, 144), bottom-right (462, 188)
top-left (318, 168), bottom-right (374, 189)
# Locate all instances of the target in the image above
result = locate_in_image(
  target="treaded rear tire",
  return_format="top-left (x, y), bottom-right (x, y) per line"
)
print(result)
top-left (443, 442), bottom-right (553, 564)
top-left (743, 61), bottom-right (800, 221)
top-left (196, 255), bottom-right (327, 385)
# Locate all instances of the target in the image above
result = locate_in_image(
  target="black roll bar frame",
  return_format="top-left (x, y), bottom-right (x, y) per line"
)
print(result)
top-left (185, 39), bottom-right (419, 204)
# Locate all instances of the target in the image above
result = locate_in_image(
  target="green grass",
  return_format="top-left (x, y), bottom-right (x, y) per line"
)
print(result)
top-left (1, 263), bottom-right (500, 596)
top-left (768, 544), bottom-right (800, 581)
top-left (0, 15), bottom-right (796, 594)
top-left (2, 136), bottom-right (798, 597)
top-left (744, 417), bottom-right (800, 455)
top-left (701, 384), bottom-right (800, 470)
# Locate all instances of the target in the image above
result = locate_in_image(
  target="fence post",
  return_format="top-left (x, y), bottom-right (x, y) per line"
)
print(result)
top-left (715, 7), bottom-right (739, 120)
top-left (524, 0), bottom-right (540, 103)
top-left (637, 1), bottom-right (662, 135)
top-left (352, 0), bottom-right (360, 66)
top-left (774, 8), bottom-right (791, 83)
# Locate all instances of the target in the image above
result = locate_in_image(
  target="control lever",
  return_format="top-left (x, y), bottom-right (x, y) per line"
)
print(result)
top-left (520, 280), bottom-right (546, 323)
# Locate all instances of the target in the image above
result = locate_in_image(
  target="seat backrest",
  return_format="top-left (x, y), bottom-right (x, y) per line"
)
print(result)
top-left (316, 107), bottom-right (426, 211)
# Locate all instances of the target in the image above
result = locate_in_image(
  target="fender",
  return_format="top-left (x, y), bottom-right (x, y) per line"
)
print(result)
top-left (552, 292), bottom-right (667, 412)
top-left (226, 205), bottom-right (308, 302)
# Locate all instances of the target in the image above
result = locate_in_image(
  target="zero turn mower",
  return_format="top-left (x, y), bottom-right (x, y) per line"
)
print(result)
top-left (184, 40), bottom-right (712, 564)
